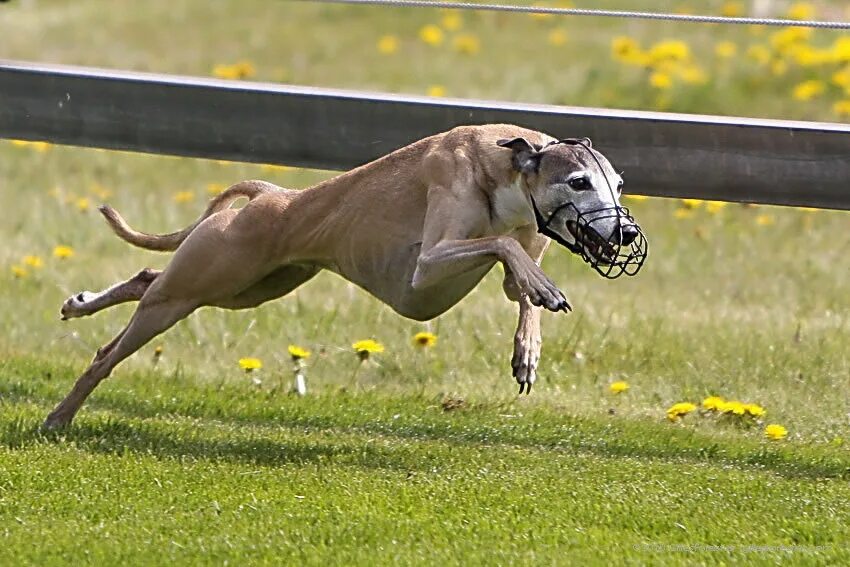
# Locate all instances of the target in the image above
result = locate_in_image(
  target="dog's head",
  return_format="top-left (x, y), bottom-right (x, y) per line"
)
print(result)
top-left (497, 136), bottom-right (647, 278)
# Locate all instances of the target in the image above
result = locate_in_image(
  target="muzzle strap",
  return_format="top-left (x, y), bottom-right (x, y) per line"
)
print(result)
top-left (530, 196), bottom-right (583, 255)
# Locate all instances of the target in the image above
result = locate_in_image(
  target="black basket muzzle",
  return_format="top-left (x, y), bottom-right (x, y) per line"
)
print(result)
top-left (532, 198), bottom-right (648, 279)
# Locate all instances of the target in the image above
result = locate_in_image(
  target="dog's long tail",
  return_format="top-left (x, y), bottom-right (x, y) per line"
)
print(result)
top-left (99, 180), bottom-right (276, 252)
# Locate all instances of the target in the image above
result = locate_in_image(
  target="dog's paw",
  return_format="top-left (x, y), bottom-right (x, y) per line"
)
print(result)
top-left (512, 335), bottom-right (541, 395)
top-left (520, 270), bottom-right (571, 313)
top-left (60, 291), bottom-right (96, 320)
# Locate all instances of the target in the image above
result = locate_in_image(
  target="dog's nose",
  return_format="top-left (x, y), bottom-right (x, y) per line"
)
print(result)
top-left (615, 225), bottom-right (639, 246)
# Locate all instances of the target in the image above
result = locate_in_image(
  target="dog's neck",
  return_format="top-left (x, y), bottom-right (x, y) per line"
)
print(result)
top-left (489, 173), bottom-right (535, 233)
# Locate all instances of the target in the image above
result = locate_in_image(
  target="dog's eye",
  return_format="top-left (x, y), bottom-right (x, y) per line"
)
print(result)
top-left (568, 176), bottom-right (591, 191)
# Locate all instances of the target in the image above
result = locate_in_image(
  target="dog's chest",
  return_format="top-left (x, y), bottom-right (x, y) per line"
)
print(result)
top-left (490, 179), bottom-right (534, 233)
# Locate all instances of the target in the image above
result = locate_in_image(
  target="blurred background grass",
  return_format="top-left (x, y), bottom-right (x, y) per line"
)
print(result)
top-left (0, 0), bottom-right (848, 444)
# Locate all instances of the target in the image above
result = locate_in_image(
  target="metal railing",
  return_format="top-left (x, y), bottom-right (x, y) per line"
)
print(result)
top-left (1, 60), bottom-right (849, 210)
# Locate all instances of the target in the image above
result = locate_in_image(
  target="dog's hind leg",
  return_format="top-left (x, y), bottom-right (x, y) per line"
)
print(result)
top-left (211, 265), bottom-right (320, 310)
top-left (60, 268), bottom-right (160, 320)
top-left (44, 293), bottom-right (197, 429)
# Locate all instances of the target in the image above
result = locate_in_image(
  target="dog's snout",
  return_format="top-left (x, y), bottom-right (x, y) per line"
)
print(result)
top-left (615, 224), bottom-right (639, 246)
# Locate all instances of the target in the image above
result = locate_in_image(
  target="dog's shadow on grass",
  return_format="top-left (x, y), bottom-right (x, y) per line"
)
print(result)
top-left (1, 416), bottom-right (424, 473)
top-left (3, 379), bottom-right (849, 481)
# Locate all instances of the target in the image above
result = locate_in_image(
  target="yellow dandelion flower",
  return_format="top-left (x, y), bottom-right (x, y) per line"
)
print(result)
top-left (452, 34), bottom-right (480, 55)
top-left (547, 29), bottom-right (568, 47)
top-left (441, 12), bottom-right (462, 31)
top-left (720, 1), bottom-right (744, 17)
top-left (755, 214), bottom-right (775, 226)
top-left (666, 402), bottom-right (697, 421)
top-left (173, 191), bottom-right (195, 204)
top-left (234, 61), bottom-right (256, 79)
top-left (832, 37), bottom-right (850, 63)
top-left (11, 265), bottom-right (28, 278)
top-left (53, 245), bottom-right (75, 259)
top-left (833, 100), bottom-right (850, 117)
top-left (702, 396), bottom-right (725, 411)
top-left (612, 36), bottom-right (639, 58)
top-left (353, 339), bottom-right (384, 361)
top-left (744, 403), bottom-right (766, 417)
top-left (715, 41), bottom-right (737, 59)
top-left (705, 200), bottom-right (728, 214)
top-left (649, 40), bottom-right (691, 64)
top-left (770, 27), bottom-right (812, 53)
top-left (786, 2), bottom-right (814, 21)
top-left (212, 62), bottom-right (255, 80)
top-left (260, 164), bottom-right (293, 173)
top-left (75, 197), bottom-right (91, 212)
top-left (832, 68), bottom-right (850, 89)
top-left (413, 331), bottom-right (437, 348)
top-left (720, 400), bottom-right (746, 415)
top-left (681, 198), bottom-right (703, 209)
top-left (609, 381), bottom-right (629, 394)
top-left (427, 85), bottom-right (446, 97)
top-left (288, 345), bottom-right (311, 361)
top-left (238, 357), bottom-right (263, 372)
top-left (22, 255), bottom-right (44, 269)
top-left (206, 183), bottom-right (225, 195)
top-left (795, 49), bottom-right (828, 70)
top-left (624, 194), bottom-right (649, 202)
top-left (212, 64), bottom-right (241, 80)
top-left (611, 36), bottom-right (649, 66)
top-left (649, 71), bottom-right (673, 90)
top-left (764, 423), bottom-right (788, 440)
top-left (154, 345), bottom-right (163, 357)
top-left (9, 139), bottom-right (49, 152)
top-left (353, 339), bottom-right (384, 354)
top-left (673, 208), bottom-right (694, 220)
top-left (377, 34), bottom-right (399, 55)
top-left (419, 24), bottom-right (444, 47)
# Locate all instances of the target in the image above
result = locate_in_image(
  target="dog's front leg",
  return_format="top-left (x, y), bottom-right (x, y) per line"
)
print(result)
top-left (511, 295), bottom-right (542, 394)
top-left (503, 232), bottom-right (552, 393)
top-left (412, 181), bottom-right (569, 310)
top-left (413, 237), bottom-right (569, 312)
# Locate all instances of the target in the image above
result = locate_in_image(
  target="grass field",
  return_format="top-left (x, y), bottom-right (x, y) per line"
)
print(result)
top-left (2, 0), bottom-right (849, 564)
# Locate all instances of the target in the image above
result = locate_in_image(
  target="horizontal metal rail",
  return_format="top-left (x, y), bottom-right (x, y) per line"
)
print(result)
top-left (303, 0), bottom-right (850, 29)
top-left (1, 60), bottom-right (849, 210)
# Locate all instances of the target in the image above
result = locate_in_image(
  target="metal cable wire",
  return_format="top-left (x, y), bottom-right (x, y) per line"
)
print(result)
top-left (302, 0), bottom-right (850, 29)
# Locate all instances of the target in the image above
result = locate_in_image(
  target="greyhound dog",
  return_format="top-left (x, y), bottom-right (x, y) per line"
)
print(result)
top-left (46, 124), bottom-right (646, 428)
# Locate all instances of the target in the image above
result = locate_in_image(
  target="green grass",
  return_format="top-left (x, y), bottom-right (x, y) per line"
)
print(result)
top-left (2, 359), bottom-right (850, 565)
top-left (1, 0), bottom-right (850, 564)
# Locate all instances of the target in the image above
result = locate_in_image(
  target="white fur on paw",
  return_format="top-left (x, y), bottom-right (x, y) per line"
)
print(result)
top-left (60, 291), bottom-right (97, 319)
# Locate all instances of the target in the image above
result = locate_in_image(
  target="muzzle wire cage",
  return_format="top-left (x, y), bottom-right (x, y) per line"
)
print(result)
top-left (532, 139), bottom-right (648, 279)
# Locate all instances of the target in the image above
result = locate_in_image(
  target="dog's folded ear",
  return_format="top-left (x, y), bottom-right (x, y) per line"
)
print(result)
top-left (497, 137), bottom-right (541, 174)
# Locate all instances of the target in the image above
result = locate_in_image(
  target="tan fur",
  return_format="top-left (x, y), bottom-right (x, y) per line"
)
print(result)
top-left (99, 179), bottom-right (276, 251)
top-left (44, 124), bottom-right (612, 428)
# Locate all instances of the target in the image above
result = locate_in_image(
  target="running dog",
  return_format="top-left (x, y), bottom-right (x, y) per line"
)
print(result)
top-left (46, 124), bottom-right (647, 428)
